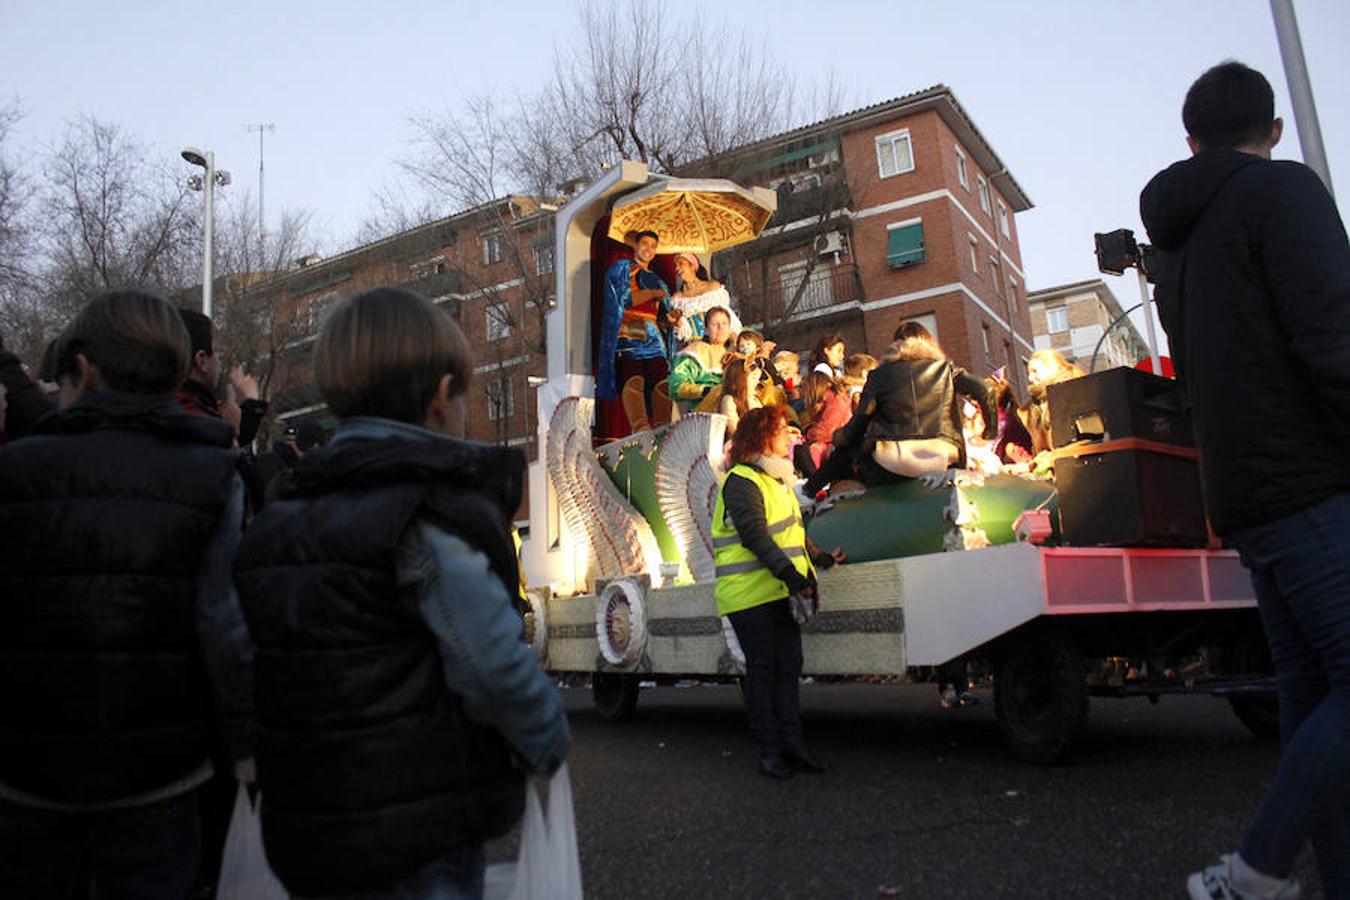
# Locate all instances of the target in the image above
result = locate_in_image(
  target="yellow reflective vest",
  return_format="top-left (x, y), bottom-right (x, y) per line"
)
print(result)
top-left (712, 463), bottom-right (813, 616)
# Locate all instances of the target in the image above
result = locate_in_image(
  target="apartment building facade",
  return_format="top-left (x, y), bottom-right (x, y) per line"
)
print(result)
top-left (1026, 278), bottom-right (1150, 372)
top-left (241, 196), bottom-right (555, 510)
top-left (688, 84), bottom-right (1036, 387)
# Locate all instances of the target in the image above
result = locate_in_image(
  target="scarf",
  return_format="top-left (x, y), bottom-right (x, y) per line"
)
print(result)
top-left (751, 453), bottom-right (796, 485)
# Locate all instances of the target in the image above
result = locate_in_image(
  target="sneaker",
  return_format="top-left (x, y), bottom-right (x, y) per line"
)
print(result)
top-left (1187, 854), bottom-right (1301, 900)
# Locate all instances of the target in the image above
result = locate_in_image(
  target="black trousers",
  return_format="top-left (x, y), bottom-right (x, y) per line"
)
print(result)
top-left (728, 598), bottom-right (805, 758)
top-left (804, 444), bottom-right (910, 494)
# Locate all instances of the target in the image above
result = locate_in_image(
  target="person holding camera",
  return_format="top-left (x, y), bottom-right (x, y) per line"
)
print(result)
top-left (713, 405), bottom-right (843, 780)
top-left (1141, 61), bottom-right (1350, 900)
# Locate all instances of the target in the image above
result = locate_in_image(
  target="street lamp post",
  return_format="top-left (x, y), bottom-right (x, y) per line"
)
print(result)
top-left (182, 147), bottom-right (231, 318)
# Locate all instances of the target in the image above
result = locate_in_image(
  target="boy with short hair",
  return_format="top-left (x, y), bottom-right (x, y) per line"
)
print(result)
top-left (0, 288), bottom-right (253, 898)
top-left (234, 286), bottom-right (569, 898)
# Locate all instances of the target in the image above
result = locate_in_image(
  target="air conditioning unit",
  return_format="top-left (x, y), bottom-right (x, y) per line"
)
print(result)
top-left (814, 232), bottom-right (845, 256)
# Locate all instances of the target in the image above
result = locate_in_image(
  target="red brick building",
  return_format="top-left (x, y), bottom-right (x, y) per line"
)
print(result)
top-left (688, 84), bottom-right (1034, 387)
top-left (243, 196), bottom-right (554, 517)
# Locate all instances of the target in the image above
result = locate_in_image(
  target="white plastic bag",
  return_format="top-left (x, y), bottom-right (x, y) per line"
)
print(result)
top-left (217, 784), bottom-right (287, 900)
top-left (485, 762), bottom-right (583, 900)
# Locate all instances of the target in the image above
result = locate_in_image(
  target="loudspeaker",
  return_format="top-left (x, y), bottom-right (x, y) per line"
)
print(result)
top-left (1047, 367), bottom-right (1192, 449)
top-left (1055, 440), bottom-right (1208, 547)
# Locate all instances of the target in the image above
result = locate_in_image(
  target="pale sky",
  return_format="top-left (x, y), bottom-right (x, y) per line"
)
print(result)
top-left (3, 0), bottom-right (1347, 343)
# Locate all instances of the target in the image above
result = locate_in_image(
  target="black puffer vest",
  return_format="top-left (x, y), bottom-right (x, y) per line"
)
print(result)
top-left (233, 430), bottom-right (527, 896)
top-left (0, 392), bottom-right (236, 804)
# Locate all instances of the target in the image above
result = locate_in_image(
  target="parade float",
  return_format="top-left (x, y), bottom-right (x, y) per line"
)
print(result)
top-left (519, 161), bottom-right (1275, 763)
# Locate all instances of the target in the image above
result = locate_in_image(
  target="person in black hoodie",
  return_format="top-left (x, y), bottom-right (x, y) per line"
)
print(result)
top-left (0, 289), bottom-right (254, 899)
top-left (1141, 60), bottom-right (1350, 900)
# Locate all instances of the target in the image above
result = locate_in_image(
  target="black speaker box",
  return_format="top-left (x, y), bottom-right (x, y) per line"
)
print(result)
top-left (1047, 367), bottom-right (1192, 449)
top-left (1055, 440), bottom-right (1208, 548)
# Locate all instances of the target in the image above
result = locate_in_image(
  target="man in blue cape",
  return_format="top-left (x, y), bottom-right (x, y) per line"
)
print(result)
top-left (596, 229), bottom-right (675, 434)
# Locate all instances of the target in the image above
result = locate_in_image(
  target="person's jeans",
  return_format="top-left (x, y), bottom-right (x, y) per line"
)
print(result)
top-left (728, 598), bottom-right (805, 758)
top-left (0, 788), bottom-right (201, 900)
top-left (1230, 492), bottom-right (1350, 895)
top-left (297, 844), bottom-right (486, 900)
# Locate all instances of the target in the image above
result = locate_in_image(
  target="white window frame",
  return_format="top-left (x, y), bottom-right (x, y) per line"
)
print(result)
top-left (483, 231), bottom-right (505, 265)
top-left (977, 175), bottom-right (991, 215)
top-left (486, 303), bottom-right (512, 341)
top-left (989, 255), bottom-right (1000, 288)
top-left (955, 147), bottom-right (969, 190)
top-left (1008, 275), bottom-right (1019, 313)
top-left (1047, 306), bottom-right (1069, 334)
top-left (487, 376), bottom-right (515, 421)
top-left (981, 322), bottom-right (992, 357)
top-left (998, 200), bottom-right (1011, 238)
top-left (535, 243), bottom-right (554, 276)
top-left (874, 128), bottom-right (915, 180)
top-left (968, 233), bottom-right (979, 273)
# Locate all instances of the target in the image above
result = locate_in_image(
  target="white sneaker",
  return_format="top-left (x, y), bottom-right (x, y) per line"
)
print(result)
top-left (1187, 854), bottom-right (1301, 900)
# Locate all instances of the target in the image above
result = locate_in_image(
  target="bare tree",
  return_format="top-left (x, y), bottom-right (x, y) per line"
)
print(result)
top-left (0, 99), bottom-right (45, 365)
top-left (353, 176), bottom-right (446, 246)
top-left (212, 192), bottom-right (316, 407)
top-left (35, 115), bottom-right (201, 328)
top-left (393, 0), bottom-right (842, 216)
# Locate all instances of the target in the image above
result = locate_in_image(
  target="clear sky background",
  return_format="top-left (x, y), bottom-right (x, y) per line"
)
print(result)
top-left (3, 0), bottom-right (1347, 342)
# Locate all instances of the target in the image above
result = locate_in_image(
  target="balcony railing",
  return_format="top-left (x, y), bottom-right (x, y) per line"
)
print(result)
top-left (406, 270), bottom-right (462, 298)
top-left (731, 262), bottom-right (862, 327)
top-left (768, 183), bottom-right (852, 228)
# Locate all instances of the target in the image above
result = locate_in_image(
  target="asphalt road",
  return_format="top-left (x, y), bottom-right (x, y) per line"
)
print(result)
top-left (516, 681), bottom-right (1323, 900)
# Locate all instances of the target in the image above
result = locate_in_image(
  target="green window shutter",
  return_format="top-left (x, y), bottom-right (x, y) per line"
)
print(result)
top-left (887, 222), bottom-right (925, 268)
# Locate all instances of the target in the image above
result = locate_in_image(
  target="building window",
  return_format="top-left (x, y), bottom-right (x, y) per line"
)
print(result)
top-left (998, 200), bottom-right (1011, 238)
top-left (308, 291), bottom-right (339, 330)
top-left (886, 219), bottom-right (925, 268)
top-left (535, 243), bottom-right (554, 275)
top-left (1008, 276), bottom-right (1019, 312)
top-left (487, 376), bottom-right (514, 421)
top-left (982, 322), bottom-right (992, 357)
top-left (955, 148), bottom-right (969, 190)
top-left (486, 303), bottom-right (512, 341)
top-left (904, 312), bottom-right (939, 342)
top-left (989, 256), bottom-right (1001, 289)
top-left (968, 233), bottom-right (979, 273)
top-left (778, 260), bottom-right (835, 316)
top-left (1047, 306), bottom-right (1069, 333)
top-left (483, 232), bottom-right (505, 265)
top-left (977, 175), bottom-right (991, 215)
top-left (874, 129), bottom-right (915, 179)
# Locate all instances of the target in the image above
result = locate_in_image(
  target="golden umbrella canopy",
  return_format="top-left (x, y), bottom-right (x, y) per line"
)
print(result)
top-left (606, 177), bottom-right (778, 254)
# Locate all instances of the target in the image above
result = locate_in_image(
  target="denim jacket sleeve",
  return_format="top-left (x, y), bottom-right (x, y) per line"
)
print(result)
top-left (197, 473), bottom-right (255, 761)
top-left (398, 519), bottom-right (571, 774)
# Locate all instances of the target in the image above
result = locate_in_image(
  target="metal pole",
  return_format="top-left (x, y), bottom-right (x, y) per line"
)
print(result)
top-left (257, 129), bottom-right (264, 242)
top-left (203, 151), bottom-right (215, 319)
top-left (1270, 0), bottom-right (1335, 197)
top-left (1136, 268), bottom-right (1160, 374)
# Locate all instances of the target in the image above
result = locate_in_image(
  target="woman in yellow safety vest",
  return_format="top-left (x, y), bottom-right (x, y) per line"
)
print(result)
top-left (713, 404), bottom-right (845, 779)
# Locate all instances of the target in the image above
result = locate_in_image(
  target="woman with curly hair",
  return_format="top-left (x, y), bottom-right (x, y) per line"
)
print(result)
top-left (712, 405), bottom-right (844, 779)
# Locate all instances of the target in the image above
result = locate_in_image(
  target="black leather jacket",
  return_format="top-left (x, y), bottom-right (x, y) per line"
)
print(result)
top-left (832, 357), bottom-right (996, 468)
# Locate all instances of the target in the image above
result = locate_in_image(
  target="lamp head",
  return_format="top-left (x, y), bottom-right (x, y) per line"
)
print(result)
top-left (186, 174), bottom-right (204, 191)
top-left (181, 147), bottom-right (207, 167)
